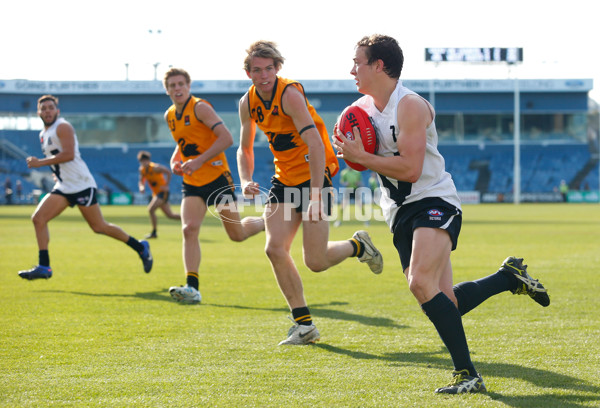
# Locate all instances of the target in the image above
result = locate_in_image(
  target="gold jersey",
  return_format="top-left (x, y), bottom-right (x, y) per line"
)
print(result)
top-left (247, 77), bottom-right (338, 186)
top-left (166, 96), bottom-right (230, 187)
top-left (140, 162), bottom-right (167, 195)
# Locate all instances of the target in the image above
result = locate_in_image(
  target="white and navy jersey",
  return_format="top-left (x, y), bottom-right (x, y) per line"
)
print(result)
top-left (353, 80), bottom-right (461, 230)
top-left (40, 117), bottom-right (97, 194)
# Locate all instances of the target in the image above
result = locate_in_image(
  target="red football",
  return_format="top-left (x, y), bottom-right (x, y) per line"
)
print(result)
top-left (336, 105), bottom-right (377, 171)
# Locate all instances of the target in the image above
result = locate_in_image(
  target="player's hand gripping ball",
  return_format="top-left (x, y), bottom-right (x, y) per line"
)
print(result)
top-left (336, 105), bottom-right (377, 171)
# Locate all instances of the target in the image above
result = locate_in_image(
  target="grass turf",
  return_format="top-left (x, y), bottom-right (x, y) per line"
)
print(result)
top-left (1, 203), bottom-right (599, 407)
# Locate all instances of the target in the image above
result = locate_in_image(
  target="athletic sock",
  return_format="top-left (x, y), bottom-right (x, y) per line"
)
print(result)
top-left (349, 238), bottom-right (364, 258)
top-left (454, 271), bottom-right (517, 315)
top-left (186, 272), bottom-right (199, 290)
top-left (126, 236), bottom-right (144, 253)
top-left (421, 292), bottom-right (477, 377)
top-left (292, 306), bottom-right (313, 326)
top-left (39, 250), bottom-right (50, 267)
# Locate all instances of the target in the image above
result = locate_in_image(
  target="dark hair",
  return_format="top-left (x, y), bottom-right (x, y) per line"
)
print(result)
top-left (137, 150), bottom-right (151, 161)
top-left (356, 34), bottom-right (403, 79)
top-left (37, 94), bottom-right (59, 107)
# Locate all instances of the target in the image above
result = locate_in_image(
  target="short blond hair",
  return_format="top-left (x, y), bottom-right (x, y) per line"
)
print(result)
top-left (163, 68), bottom-right (191, 90)
top-left (243, 40), bottom-right (285, 72)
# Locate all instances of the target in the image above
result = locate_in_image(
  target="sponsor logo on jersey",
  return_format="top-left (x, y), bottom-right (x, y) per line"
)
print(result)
top-left (184, 115), bottom-right (190, 126)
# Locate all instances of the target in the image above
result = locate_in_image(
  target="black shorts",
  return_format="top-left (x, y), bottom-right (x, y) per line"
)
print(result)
top-left (268, 173), bottom-right (334, 215)
top-left (392, 197), bottom-right (462, 270)
top-left (155, 191), bottom-right (170, 201)
top-left (51, 187), bottom-right (98, 207)
top-left (182, 172), bottom-right (236, 207)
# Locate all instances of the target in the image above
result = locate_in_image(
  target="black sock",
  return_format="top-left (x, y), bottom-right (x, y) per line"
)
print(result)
top-left (186, 272), bottom-right (199, 290)
top-left (349, 238), bottom-right (364, 258)
top-left (126, 237), bottom-right (144, 253)
top-left (421, 292), bottom-right (477, 377)
top-left (454, 271), bottom-right (517, 315)
top-left (39, 250), bottom-right (50, 267)
top-left (292, 306), bottom-right (313, 326)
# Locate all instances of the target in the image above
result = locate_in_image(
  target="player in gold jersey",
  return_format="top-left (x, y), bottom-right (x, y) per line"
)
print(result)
top-left (137, 150), bottom-right (180, 239)
top-left (164, 68), bottom-right (264, 304)
top-left (237, 41), bottom-right (383, 345)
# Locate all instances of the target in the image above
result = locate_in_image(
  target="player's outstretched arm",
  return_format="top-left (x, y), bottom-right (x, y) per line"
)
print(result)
top-left (237, 93), bottom-right (260, 198)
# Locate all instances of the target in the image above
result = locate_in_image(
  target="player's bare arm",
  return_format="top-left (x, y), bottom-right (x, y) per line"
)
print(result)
top-left (156, 164), bottom-right (172, 191)
top-left (170, 145), bottom-right (184, 176)
top-left (282, 86), bottom-right (326, 221)
top-left (138, 169), bottom-right (146, 193)
top-left (26, 123), bottom-right (75, 168)
top-left (236, 93), bottom-right (260, 197)
top-left (180, 101), bottom-right (234, 176)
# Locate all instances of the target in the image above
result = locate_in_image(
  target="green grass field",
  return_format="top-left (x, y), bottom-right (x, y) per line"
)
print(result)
top-left (1, 203), bottom-right (599, 407)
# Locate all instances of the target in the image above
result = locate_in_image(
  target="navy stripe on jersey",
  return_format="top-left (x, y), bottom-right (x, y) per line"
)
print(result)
top-left (379, 173), bottom-right (412, 206)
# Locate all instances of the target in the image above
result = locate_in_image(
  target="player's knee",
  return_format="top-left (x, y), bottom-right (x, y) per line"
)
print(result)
top-left (407, 273), bottom-right (429, 298)
top-left (181, 222), bottom-right (200, 239)
top-left (265, 243), bottom-right (286, 262)
top-left (89, 222), bottom-right (107, 234)
top-left (304, 257), bottom-right (328, 273)
top-left (228, 231), bottom-right (246, 242)
top-left (31, 212), bottom-right (45, 226)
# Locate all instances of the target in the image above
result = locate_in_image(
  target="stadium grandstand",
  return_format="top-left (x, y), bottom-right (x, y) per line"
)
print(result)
top-left (1, 78), bottom-right (598, 205)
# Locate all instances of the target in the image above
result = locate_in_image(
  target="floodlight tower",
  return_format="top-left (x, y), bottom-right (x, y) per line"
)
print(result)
top-left (425, 47), bottom-right (524, 204)
top-left (148, 29), bottom-right (163, 81)
top-left (509, 62), bottom-right (521, 204)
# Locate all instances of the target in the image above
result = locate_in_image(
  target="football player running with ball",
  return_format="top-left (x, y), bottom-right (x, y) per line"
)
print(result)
top-left (237, 41), bottom-right (383, 346)
top-left (332, 34), bottom-right (550, 394)
top-left (18, 95), bottom-right (153, 280)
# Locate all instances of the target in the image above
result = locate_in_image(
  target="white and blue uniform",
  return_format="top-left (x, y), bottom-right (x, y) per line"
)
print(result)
top-left (352, 80), bottom-right (461, 230)
top-left (40, 117), bottom-right (96, 194)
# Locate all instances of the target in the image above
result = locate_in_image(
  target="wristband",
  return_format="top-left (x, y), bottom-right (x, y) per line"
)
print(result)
top-left (299, 124), bottom-right (316, 136)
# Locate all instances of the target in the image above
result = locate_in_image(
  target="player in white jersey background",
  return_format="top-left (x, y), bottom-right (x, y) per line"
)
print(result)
top-left (332, 34), bottom-right (550, 394)
top-left (18, 95), bottom-right (153, 280)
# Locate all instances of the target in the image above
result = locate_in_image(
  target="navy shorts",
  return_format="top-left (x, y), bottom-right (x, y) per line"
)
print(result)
top-left (155, 191), bottom-right (170, 201)
top-left (392, 197), bottom-right (462, 270)
top-left (267, 173), bottom-right (334, 215)
top-left (51, 187), bottom-right (98, 207)
top-left (182, 172), bottom-right (237, 207)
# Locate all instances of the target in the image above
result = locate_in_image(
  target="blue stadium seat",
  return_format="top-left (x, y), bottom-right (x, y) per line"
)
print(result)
top-left (2, 129), bottom-right (597, 200)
